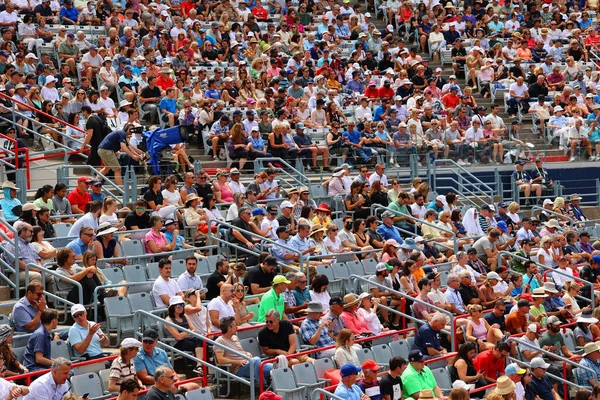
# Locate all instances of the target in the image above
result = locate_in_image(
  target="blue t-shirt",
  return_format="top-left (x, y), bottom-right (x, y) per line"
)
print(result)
top-left (134, 347), bottom-right (173, 377)
top-left (413, 323), bottom-right (441, 354)
top-left (60, 6), bottom-right (79, 22)
top-left (343, 129), bottom-right (362, 144)
top-left (204, 89), bottom-right (221, 100)
top-left (159, 97), bottom-right (177, 114)
top-left (98, 130), bottom-right (126, 152)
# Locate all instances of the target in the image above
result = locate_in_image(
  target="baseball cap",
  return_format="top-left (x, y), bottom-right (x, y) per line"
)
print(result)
top-left (362, 359), bottom-right (381, 371)
top-left (266, 205), bottom-right (278, 214)
top-left (376, 262), bottom-right (393, 272)
top-left (273, 275), bottom-right (291, 285)
top-left (408, 349), bottom-right (427, 362)
top-left (78, 176), bottom-right (92, 184)
top-left (142, 328), bottom-right (159, 341)
top-left (527, 323), bottom-right (539, 333)
top-left (531, 357), bottom-right (550, 369)
top-left (505, 363), bottom-right (526, 375)
top-left (252, 208), bottom-right (266, 216)
top-left (547, 316), bottom-right (561, 326)
top-left (276, 226), bottom-right (291, 235)
top-left (340, 364), bottom-right (362, 377)
top-left (70, 304), bottom-right (85, 316)
top-left (280, 201), bottom-right (293, 209)
top-left (329, 297), bottom-right (345, 306)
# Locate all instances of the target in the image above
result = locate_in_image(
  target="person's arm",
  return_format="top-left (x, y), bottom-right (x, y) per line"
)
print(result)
top-left (107, 378), bottom-right (121, 393)
top-left (19, 300), bottom-right (45, 332)
top-left (209, 309), bottom-right (221, 331)
top-left (72, 322), bottom-right (102, 355)
top-left (214, 347), bottom-right (248, 367)
top-left (34, 351), bottom-right (53, 367)
top-left (80, 127), bottom-right (94, 151)
top-left (136, 369), bottom-right (155, 385)
top-left (164, 317), bottom-right (191, 341)
top-left (250, 283), bottom-right (270, 295)
top-left (232, 229), bottom-right (254, 249)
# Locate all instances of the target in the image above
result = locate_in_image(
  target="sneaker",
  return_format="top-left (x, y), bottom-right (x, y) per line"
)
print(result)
top-left (457, 159), bottom-right (466, 166)
top-left (591, 156), bottom-right (597, 162)
top-left (559, 145), bottom-right (565, 152)
top-left (305, 165), bottom-right (312, 172)
top-left (569, 156), bottom-right (576, 162)
top-left (393, 163), bottom-right (400, 168)
top-left (213, 156), bottom-right (219, 161)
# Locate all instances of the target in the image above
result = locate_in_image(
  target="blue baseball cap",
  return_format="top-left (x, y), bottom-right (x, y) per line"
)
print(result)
top-left (140, 67), bottom-right (147, 73)
top-left (593, 255), bottom-right (600, 265)
top-left (285, 68), bottom-right (294, 74)
top-left (124, 65), bottom-right (133, 71)
top-left (340, 364), bottom-right (361, 377)
top-left (118, 56), bottom-right (127, 63)
top-left (497, 221), bottom-right (508, 232)
top-left (252, 208), bottom-right (266, 216)
top-left (450, 85), bottom-right (459, 91)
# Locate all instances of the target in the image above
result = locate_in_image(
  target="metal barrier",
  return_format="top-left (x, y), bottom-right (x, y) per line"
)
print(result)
top-left (133, 310), bottom-right (257, 400)
top-left (529, 206), bottom-right (576, 225)
top-left (498, 250), bottom-right (595, 307)
top-left (96, 244), bottom-right (219, 267)
top-left (25, 263), bottom-right (83, 308)
top-left (350, 275), bottom-right (456, 349)
top-left (370, 204), bottom-right (459, 254)
top-left (252, 157), bottom-right (309, 187)
top-left (56, 165), bottom-right (130, 204)
top-left (432, 159), bottom-right (496, 203)
top-left (0, 131), bottom-right (30, 190)
top-left (0, 218), bottom-right (18, 292)
top-left (4, 354), bottom-right (117, 385)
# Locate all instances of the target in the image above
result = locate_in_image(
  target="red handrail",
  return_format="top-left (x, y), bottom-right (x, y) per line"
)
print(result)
top-left (0, 91), bottom-right (90, 164)
top-left (0, 132), bottom-right (30, 188)
top-left (4, 354), bottom-right (118, 385)
top-left (106, 376), bottom-right (204, 400)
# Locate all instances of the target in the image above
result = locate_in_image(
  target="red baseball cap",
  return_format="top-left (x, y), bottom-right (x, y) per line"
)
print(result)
top-left (259, 392), bottom-right (282, 400)
top-left (361, 359), bottom-right (381, 371)
top-left (78, 176), bottom-right (92, 183)
top-left (183, 39), bottom-right (191, 44)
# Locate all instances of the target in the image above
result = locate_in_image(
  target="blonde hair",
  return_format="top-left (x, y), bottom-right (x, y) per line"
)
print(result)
top-left (467, 304), bottom-right (482, 314)
top-left (508, 201), bottom-right (519, 213)
top-left (553, 197), bottom-right (565, 210)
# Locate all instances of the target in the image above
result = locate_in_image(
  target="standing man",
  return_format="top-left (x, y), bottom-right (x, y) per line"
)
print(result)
top-left (97, 124), bottom-right (143, 186)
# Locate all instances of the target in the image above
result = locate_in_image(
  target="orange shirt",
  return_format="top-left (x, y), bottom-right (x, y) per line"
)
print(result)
top-left (505, 311), bottom-right (527, 335)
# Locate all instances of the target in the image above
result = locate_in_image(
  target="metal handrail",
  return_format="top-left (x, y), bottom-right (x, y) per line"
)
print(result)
top-left (312, 389), bottom-right (345, 400)
top-left (434, 176), bottom-right (491, 209)
top-left (56, 165), bottom-right (126, 198)
top-left (350, 274), bottom-right (456, 349)
top-left (0, 218), bottom-right (20, 293)
top-left (96, 245), bottom-right (219, 266)
top-left (529, 206), bottom-right (575, 225)
top-left (370, 204), bottom-right (458, 254)
top-left (498, 250), bottom-right (595, 307)
top-left (132, 310), bottom-right (256, 400)
top-left (92, 282), bottom-right (164, 322)
top-left (25, 263), bottom-right (83, 306)
top-left (252, 157), bottom-right (309, 187)
top-left (432, 158), bottom-right (495, 202)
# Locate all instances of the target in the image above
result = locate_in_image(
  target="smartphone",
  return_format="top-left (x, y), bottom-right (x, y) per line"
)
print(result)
top-left (82, 394), bottom-right (89, 399)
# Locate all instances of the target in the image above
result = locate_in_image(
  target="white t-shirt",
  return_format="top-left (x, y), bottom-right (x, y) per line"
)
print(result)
top-left (82, 52), bottom-right (103, 67)
top-left (0, 11), bottom-right (19, 23)
top-left (207, 296), bottom-right (234, 332)
top-left (509, 82), bottom-right (529, 98)
top-left (368, 172), bottom-right (388, 187)
top-left (98, 97), bottom-right (116, 117)
top-left (152, 276), bottom-right (182, 308)
top-left (161, 189), bottom-right (182, 206)
top-left (261, 218), bottom-right (279, 239)
top-left (324, 236), bottom-right (343, 253)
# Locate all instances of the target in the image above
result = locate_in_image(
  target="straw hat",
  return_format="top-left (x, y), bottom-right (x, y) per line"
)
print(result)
top-left (310, 224), bottom-right (326, 236)
top-left (343, 293), bottom-right (360, 308)
top-left (494, 376), bottom-right (516, 395)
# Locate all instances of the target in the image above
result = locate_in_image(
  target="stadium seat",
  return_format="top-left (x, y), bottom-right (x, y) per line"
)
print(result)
top-left (51, 339), bottom-right (83, 361)
top-left (292, 362), bottom-right (328, 392)
top-left (271, 367), bottom-right (305, 400)
top-left (185, 388), bottom-right (215, 400)
top-left (390, 340), bottom-right (410, 359)
top-left (313, 357), bottom-right (334, 378)
top-left (362, 258), bottom-right (378, 275)
top-left (119, 240), bottom-right (145, 263)
top-left (356, 347), bottom-right (375, 366)
top-left (71, 372), bottom-right (105, 400)
top-left (103, 267), bottom-right (125, 285)
top-left (146, 262), bottom-right (160, 280)
top-left (431, 367), bottom-right (452, 395)
top-left (98, 369), bottom-right (113, 394)
top-left (104, 296), bottom-right (134, 345)
top-left (128, 292), bottom-right (158, 329)
top-left (372, 344), bottom-right (392, 370)
top-left (171, 259), bottom-right (186, 277)
top-left (123, 264), bottom-right (148, 282)
top-left (13, 346), bottom-right (25, 363)
top-left (240, 337), bottom-right (263, 359)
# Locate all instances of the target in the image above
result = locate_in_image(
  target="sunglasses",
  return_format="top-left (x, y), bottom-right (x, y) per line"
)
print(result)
top-left (73, 312), bottom-right (85, 318)
top-left (143, 340), bottom-right (154, 344)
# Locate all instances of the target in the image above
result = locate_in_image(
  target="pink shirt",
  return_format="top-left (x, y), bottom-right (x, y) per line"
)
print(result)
top-left (145, 229), bottom-right (168, 253)
top-left (215, 182), bottom-right (234, 203)
top-left (341, 310), bottom-right (371, 334)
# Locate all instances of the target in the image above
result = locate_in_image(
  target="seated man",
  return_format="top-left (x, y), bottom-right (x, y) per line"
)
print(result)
top-left (205, 258), bottom-right (230, 301)
top-left (243, 256), bottom-right (277, 296)
top-left (258, 309), bottom-right (313, 367)
top-left (12, 282), bottom-right (46, 333)
top-left (472, 342), bottom-right (511, 384)
top-left (334, 364), bottom-right (368, 400)
top-left (401, 349), bottom-right (445, 399)
top-left (151, 258), bottom-right (183, 308)
top-left (412, 312), bottom-right (448, 357)
top-left (23, 308), bottom-right (59, 372)
top-left (134, 328), bottom-right (199, 392)
top-left (214, 316), bottom-right (273, 387)
top-left (512, 160), bottom-right (542, 206)
top-left (300, 301), bottom-right (336, 359)
top-left (207, 284), bottom-right (236, 333)
top-left (68, 304), bottom-right (108, 359)
top-left (369, 262), bottom-right (403, 329)
top-left (258, 275), bottom-right (289, 322)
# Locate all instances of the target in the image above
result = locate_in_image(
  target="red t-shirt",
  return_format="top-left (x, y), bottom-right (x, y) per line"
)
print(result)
top-left (378, 87), bottom-right (394, 100)
top-left (473, 349), bottom-right (506, 380)
top-left (156, 75), bottom-right (174, 91)
top-left (442, 93), bottom-right (460, 109)
top-left (67, 189), bottom-right (92, 212)
top-left (252, 7), bottom-right (268, 20)
top-left (365, 87), bottom-right (380, 99)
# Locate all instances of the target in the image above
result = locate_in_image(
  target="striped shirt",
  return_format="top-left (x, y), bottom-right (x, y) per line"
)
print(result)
top-left (109, 356), bottom-right (137, 384)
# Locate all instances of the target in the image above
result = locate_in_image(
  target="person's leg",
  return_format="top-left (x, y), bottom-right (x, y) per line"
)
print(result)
top-left (112, 168), bottom-right (123, 186)
top-left (520, 184), bottom-right (531, 198)
top-left (310, 147), bottom-right (318, 167)
top-left (211, 136), bottom-right (220, 158)
top-left (507, 98), bottom-right (516, 116)
top-left (378, 295), bottom-right (390, 323)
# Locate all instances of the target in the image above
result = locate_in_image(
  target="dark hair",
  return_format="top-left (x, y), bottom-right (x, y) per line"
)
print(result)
top-left (352, 218), bottom-right (364, 233)
top-left (56, 247), bottom-right (74, 266)
top-left (120, 379), bottom-right (141, 394)
top-left (311, 274), bottom-right (329, 293)
top-left (185, 256), bottom-right (196, 264)
top-left (80, 105), bottom-right (92, 114)
top-left (26, 281), bottom-right (42, 293)
top-left (454, 342), bottom-right (477, 367)
top-left (219, 316), bottom-right (235, 333)
top-left (366, 216), bottom-right (378, 227)
top-left (496, 342), bottom-right (510, 352)
top-left (35, 184), bottom-right (53, 200)
top-left (575, 389), bottom-right (592, 400)
top-left (300, 205), bottom-right (312, 219)
top-left (41, 308), bottom-right (58, 325)
top-left (450, 209), bottom-right (462, 223)
top-left (86, 200), bottom-right (102, 214)
top-left (158, 258), bottom-right (171, 269)
top-left (417, 277), bottom-right (430, 290)
top-left (32, 225), bottom-right (43, 241)
top-left (389, 356), bottom-right (407, 371)
top-left (67, 112), bottom-right (79, 125)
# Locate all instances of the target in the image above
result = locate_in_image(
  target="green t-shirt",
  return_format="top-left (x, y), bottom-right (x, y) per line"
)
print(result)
top-left (401, 364), bottom-right (437, 399)
top-left (258, 287), bottom-right (284, 322)
top-left (388, 201), bottom-right (410, 227)
top-left (538, 331), bottom-right (566, 358)
top-left (530, 304), bottom-right (547, 326)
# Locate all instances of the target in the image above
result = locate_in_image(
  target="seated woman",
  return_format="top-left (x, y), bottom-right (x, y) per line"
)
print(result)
top-left (92, 222), bottom-right (128, 266)
top-left (464, 304), bottom-right (502, 351)
top-left (451, 342), bottom-right (486, 388)
top-left (334, 329), bottom-right (360, 368)
top-left (108, 338), bottom-right (146, 393)
top-left (30, 226), bottom-right (56, 265)
top-left (99, 198), bottom-right (126, 229)
top-left (226, 192), bottom-right (246, 222)
top-left (143, 176), bottom-right (177, 220)
top-left (55, 247), bottom-right (104, 305)
top-left (229, 282), bottom-right (256, 326)
top-left (145, 215), bottom-right (177, 254)
top-left (184, 289), bottom-right (209, 336)
top-left (182, 194), bottom-right (213, 237)
top-left (82, 251), bottom-right (128, 298)
top-left (165, 295), bottom-right (204, 376)
top-left (161, 175), bottom-right (184, 208)
top-left (0, 325), bottom-right (27, 376)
